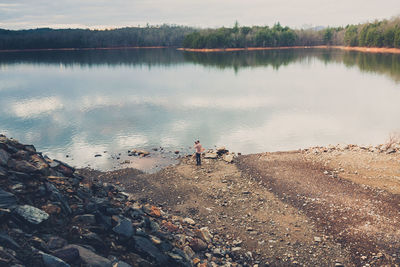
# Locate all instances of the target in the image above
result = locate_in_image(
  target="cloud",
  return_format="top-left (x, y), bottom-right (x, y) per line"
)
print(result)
top-left (117, 134), bottom-right (149, 148)
top-left (10, 96), bottom-right (64, 118)
top-left (0, 0), bottom-right (399, 30)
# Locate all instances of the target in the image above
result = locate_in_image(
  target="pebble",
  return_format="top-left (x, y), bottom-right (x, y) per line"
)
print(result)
top-left (183, 217), bottom-right (196, 225)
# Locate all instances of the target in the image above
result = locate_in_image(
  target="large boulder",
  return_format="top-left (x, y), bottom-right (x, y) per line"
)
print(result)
top-left (204, 153), bottom-right (218, 159)
top-left (216, 146), bottom-right (229, 155)
top-left (41, 252), bottom-right (71, 267)
top-left (0, 233), bottom-right (21, 250)
top-left (7, 159), bottom-right (39, 173)
top-left (14, 205), bottom-right (49, 224)
top-left (63, 245), bottom-right (112, 267)
top-left (130, 235), bottom-right (169, 265)
top-left (223, 154), bottom-right (234, 163)
top-left (0, 189), bottom-right (17, 209)
top-left (189, 238), bottom-right (207, 252)
top-left (0, 149), bottom-right (10, 166)
top-left (30, 154), bottom-right (50, 172)
top-left (112, 217), bottom-right (134, 240)
top-left (52, 247), bottom-right (80, 264)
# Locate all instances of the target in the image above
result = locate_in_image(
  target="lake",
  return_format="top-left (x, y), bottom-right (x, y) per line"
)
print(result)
top-left (1, 48), bottom-right (400, 171)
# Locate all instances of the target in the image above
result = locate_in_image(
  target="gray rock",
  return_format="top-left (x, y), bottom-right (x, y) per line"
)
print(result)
top-left (24, 144), bottom-right (36, 153)
top-left (213, 248), bottom-right (223, 257)
top-left (29, 154), bottom-right (49, 172)
top-left (113, 217), bottom-right (134, 239)
top-left (0, 166), bottom-right (7, 178)
top-left (14, 150), bottom-right (30, 160)
top-left (183, 217), bottom-right (195, 225)
top-left (63, 245), bottom-right (112, 267)
top-left (49, 161), bottom-right (60, 168)
top-left (8, 170), bottom-right (31, 180)
top-left (198, 227), bottom-right (213, 243)
top-left (0, 189), bottom-right (17, 209)
top-left (41, 252), bottom-right (70, 267)
top-left (113, 261), bottom-right (132, 267)
top-left (189, 238), bottom-right (207, 252)
top-left (183, 246), bottom-right (195, 258)
top-left (30, 236), bottom-right (48, 251)
top-left (47, 236), bottom-right (68, 250)
top-left (0, 233), bottom-right (21, 250)
top-left (204, 153), bottom-right (218, 159)
top-left (223, 154), bottom-right (234, 163)
top-left (149, 220), bottom-right (160, 232)
top-left (0, 149), bottom-right (10, 166)
top-left (131, 236), bottom-right (168, 265)
top-left (10, 183), bottom-right (24, 193)
top-left (81, 232), bottom-right (106, 251)
top-left (8, 159), bottom-right (38, 173)
top-left (14, 205), bottom-right (49, 224)
top-left (45, 183), bottom-right (71, 214)
top-left (53, 160), bottom-right (75, 176)
top-left (72, 214), bottom-right (96, 225)
top-left (52, 247), bottom-right (80, 264)
top-left (170, 248), bottom-right (192, 267)
top-left (314, 236), bottom-right (322, 242)
top-left (0, 208), bottom-right (11, 221)
top-left (96, 215), bottom-right (113, 232)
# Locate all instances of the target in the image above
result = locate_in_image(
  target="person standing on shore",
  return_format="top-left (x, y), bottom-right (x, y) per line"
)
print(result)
top-left (194, 140), bottom-right (204, 166)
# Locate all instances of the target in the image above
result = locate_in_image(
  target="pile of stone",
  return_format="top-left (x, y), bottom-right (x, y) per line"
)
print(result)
top-left (0, 135), bottom-right (251, 267)
top-left (128, 149), bottom-right (150, 157)
top-left (204, 147), bottom-right (235, 163)
top-left (303, 142), bottom-right (400, 155)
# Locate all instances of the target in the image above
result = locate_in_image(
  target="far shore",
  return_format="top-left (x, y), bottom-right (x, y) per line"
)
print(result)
top-left (0, 46), bottom-right (170, 53)
top-left (178, 45), bottom-right (400, 54)
top-left (1, 45), bottom-right (400, 54)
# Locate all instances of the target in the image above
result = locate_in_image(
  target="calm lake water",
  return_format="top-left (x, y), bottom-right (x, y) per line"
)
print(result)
top-left (1, 48), bottom-right (400, 171)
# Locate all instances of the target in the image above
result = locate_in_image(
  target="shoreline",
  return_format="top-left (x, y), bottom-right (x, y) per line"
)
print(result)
top-left (0, 46), bottom-right (170, 53)
top-left (2, 133), bottom-right (400, 265)
top-left (1, 45), bottom-right (400, 54)
top-left (88, 141), bottom-right (400, 266)
top-left (178, 45), bottom-right (400, 54)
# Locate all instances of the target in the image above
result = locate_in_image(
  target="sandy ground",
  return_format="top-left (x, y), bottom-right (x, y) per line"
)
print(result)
top-left (80, 148), bottom-right (400, 266)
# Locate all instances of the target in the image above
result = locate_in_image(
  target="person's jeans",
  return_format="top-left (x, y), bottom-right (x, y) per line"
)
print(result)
top-left (196, 153), bottom-right (201, 165)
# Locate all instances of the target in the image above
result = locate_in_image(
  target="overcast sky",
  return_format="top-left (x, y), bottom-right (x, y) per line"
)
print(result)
top-left (1, 0), bottom-right (399, 30)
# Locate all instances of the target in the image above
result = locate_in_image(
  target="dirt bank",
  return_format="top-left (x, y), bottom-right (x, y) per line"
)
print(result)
top-left (85, 144), bottom-right (400, 266)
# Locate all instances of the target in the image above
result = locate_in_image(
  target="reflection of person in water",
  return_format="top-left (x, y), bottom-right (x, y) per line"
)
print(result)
top-left (194, 140), bottom-right (204, 166)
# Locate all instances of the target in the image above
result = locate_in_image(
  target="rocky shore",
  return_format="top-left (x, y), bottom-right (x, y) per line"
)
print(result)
top-left (82, 140), bottom-right (400, 266)
top-left (2, 133), bottom-right (400, 266)
top-left (0, 135), bottom-right (248, 267)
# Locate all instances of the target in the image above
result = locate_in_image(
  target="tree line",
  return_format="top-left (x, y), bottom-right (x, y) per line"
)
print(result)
top-left (0, 17), bottom-right (400, 50)
top-left (343, 17), bottom-right (400, 47)
top-left (0, 25), bottom-right (194, 50)
top-left (182, 22), bottom-right (296, 48)
top-left (183, 17), bottom-right (400, 49)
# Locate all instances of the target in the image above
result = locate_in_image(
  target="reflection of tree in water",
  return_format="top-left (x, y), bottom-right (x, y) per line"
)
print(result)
top-left (1, 48), bottom-right (400, 83)
top-left (183, 49), bottom-right (299, 70)
top-left (342, 52), bottom-right (400, 83)
top-left (0, 48), bottom-right (185, 68)
top-left (184, 49), bottom-right (400, 83)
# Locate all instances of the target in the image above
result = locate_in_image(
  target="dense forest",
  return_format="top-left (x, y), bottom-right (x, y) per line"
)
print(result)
top-left (183, 17), bottom-right (400, 49)
top-left (0, 25), bottom-right (194, 50)
top-left (0, 17), bottom-right (400, 50)
top-left (182, 22), bottom-right (297, 48)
